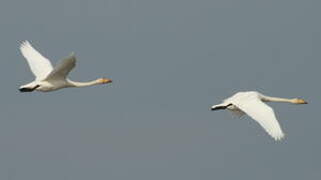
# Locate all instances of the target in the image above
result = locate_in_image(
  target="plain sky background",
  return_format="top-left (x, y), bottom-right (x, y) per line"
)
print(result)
top-left (0, 0), bottom-right (320, 179)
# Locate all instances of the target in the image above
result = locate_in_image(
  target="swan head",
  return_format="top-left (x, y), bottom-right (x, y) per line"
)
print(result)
top-left (292, 98), bottom-right (308, 104)
top-left (98, 78), bottom-right (112, 84)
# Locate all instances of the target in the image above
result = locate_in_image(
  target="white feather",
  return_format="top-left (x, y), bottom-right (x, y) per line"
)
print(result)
top-left (19, 41), bottom-right (112, 92)
top-left (45, 53), bottom-right (76, 81)
top-left (230, 92), bottom-right (284, 140)
top-left (211, 91), bottom-right (307, 141)
top-left (20, 41), bottom-right (53, 80)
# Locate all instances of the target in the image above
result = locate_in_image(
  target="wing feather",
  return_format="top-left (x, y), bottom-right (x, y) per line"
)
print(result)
top-left (232, 96), bottom-right (285, 141)
top-left (20, 41), bottom-right (53, 80)
top-left (45, 53), bottom-right (76, 81)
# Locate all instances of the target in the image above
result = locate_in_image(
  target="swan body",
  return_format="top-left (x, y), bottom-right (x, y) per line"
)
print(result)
top-left (19, 41), bottom-right (112, 92)
top-left (211, 91), bottom-right (307, 141)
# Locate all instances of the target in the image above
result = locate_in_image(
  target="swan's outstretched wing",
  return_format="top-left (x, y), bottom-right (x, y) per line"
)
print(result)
top-left (232, 96), bottom-right (285, 141)
top-left (20, 41), bottom-right (53, 80)
top-left (45, 53), bottom-right (76, 81)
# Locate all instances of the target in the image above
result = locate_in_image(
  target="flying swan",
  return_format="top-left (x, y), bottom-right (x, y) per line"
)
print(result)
top-left (211, 91), bottom-right (307, 141)
top-left (19, 41), bottom-right (112, 92)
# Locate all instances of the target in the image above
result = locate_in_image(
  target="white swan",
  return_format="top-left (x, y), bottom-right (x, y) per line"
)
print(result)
top-left (211, 91), bottom-right (307, 141)
top-left (19, 41), bottom-right (112, 92)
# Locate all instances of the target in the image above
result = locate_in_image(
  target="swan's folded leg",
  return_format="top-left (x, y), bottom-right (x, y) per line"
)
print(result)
top-left (211, 106), bottom-right (227, 111)
top-left (211, 103), bottom-right (232, 111)
top-left (19, 85), bottom-right (40, 92)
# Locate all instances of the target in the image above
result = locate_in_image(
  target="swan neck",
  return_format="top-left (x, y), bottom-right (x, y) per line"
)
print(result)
top-left (68, 79), bottom-right (101, 87)
top-left (261, 95), bottom-right (294, 103)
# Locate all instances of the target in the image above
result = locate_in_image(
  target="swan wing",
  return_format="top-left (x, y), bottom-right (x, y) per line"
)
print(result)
top-left (45, 53), bottom-right (76, 80)
top-left (232, 96), bottom-right (285, 141)
top-left (20, 41), bottom-right (53, 80)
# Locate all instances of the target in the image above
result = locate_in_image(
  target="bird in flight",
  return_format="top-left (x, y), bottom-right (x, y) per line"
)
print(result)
top-left (19, 41), bottom-right (112, 92)
top-left (211, 91), bottom-right (307, 141)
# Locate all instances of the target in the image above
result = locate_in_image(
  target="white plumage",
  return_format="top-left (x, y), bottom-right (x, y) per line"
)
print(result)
top-left (19, 41), bottom-right (112, 92)
top-left (211, 91), bottom-right (307, 141)
top-left (20, 41), bottom-right (53, 80)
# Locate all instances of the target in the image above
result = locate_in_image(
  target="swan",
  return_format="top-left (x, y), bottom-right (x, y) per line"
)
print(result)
top-left (211, 91), bottom-right (307, 141)
top-left (19, 41), bottom-right (112, 92)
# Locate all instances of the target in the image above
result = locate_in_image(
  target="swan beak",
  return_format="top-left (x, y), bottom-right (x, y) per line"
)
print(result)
top-left (301, 100), bottom-right (308, 104)
top-left (100, 78), bottom-right (112, 84)
top-left (295, 98), bottom-right (308, 104)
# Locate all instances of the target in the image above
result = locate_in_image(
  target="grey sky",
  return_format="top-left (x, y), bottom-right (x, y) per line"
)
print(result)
top-left (0, 0), bottom-right (320, 179)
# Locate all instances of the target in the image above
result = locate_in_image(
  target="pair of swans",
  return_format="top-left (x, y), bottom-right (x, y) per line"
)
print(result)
top-left (19, 41), bottom-right (307, 141)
